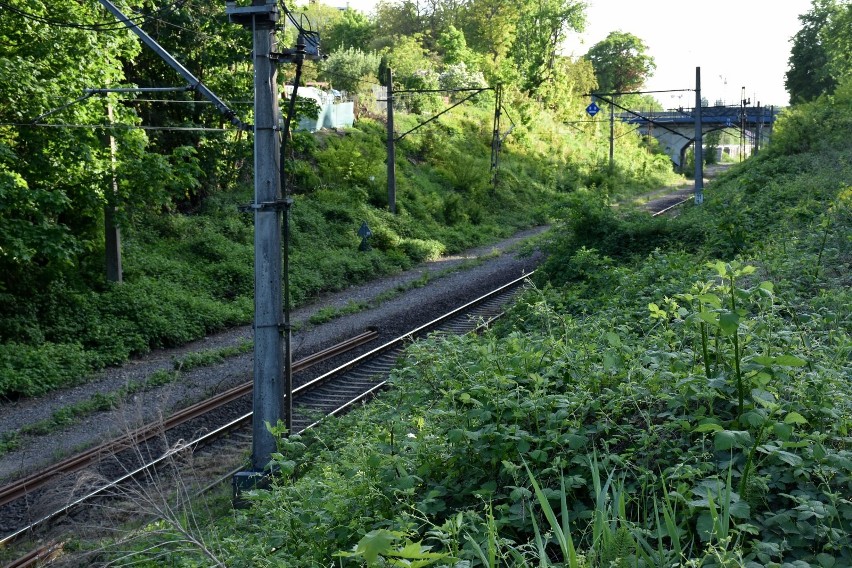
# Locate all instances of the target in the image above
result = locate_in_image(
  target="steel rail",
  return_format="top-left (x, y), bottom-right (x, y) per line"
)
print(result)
top-left (198, 285), bottom-right (524, 497)
top-left (0, 329), bottom-right (378, 510)
top-left (651, 195), bottom-right (693, 217)
top-left (301, 307), bottom-right (511, 432)
top-left (1, 275), bottom-right (530, 551)
top-left (1, 541), bottom-right (63, 568)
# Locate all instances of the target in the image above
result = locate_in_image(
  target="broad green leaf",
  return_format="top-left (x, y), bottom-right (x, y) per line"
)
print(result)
top-left (699, 311), bottom-right (719, 326)
top-left (355, 529), bottom-right (399, 563)
top-left (715, 430), bottom-right (737, 451)
top-left (693, 420), bottom-right (724, 433)
top-left (605, 331), bottom-right (621, 347)
top-left (742, 411), bottom-right (766, 428)
top-left (719, 311), bottom-right (740, 335)
top-left (529, 449), bottom-right (549, 462)
top-left (562, 433), bottom-right (588, 450)
top-left (752, 355), bottom-right (775, 366)
top-left (698, 293), bottom-right (722, 308)
top-left (784, 411), bottom-right (809, 425)
top-left (773, 422), bottom-right (793, 441)
top-left (773, 449), bottom-right (804, 467)
top-left (709, 260), bottom-right (727, 277)
top-left (729, 500), bottom-right (751, 519)
top-left (695, 511), bottom-right (714, 542)
top-left (775, 354), bottom-right (808, 367)
top-left (603, 351), bottom-right (620, 370)
top-left (387, 540), bottom-right (448, 561)
top-left (715, 430), bottom-right (751, 451)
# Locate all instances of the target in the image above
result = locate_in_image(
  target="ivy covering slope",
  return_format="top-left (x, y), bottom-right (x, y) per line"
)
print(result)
top-left (100, 81), bottom-right (851, 566)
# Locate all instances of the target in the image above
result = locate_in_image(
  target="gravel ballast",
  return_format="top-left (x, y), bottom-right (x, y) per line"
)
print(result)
top-left (0, 227), bottom-right (547, 485)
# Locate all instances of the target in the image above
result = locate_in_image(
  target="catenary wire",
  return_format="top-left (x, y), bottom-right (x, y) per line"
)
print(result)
top-left (0, 0), bottom-right (190, 32)
top-left (304, 62), bottom-right (383, 88)
top-left (2, 122), bottom-right (233, 132)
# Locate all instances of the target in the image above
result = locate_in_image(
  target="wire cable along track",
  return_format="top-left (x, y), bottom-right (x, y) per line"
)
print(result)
top-left (0, 272), bottom-right (532, 560)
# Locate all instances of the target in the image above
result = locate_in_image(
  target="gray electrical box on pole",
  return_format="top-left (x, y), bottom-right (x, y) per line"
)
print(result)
top-left (227, 1), bottom-right (285, 487)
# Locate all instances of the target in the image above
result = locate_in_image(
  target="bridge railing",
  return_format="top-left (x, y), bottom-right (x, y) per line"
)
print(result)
top-left (619, 106), bottom-right (777, 125)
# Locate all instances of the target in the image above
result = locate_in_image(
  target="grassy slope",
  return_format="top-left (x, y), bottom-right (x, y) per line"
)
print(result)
top-left (96, 87), bottom-right (852, 565)
top-left (0, 101), bottom-right (678, 400)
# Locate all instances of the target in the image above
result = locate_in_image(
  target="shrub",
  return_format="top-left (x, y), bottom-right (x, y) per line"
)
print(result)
top-left (0, 342), bottom-right (95, 398)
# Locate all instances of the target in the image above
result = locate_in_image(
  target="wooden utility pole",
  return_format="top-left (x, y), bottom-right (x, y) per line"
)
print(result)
top-left (386, 67), bottom-right (397, 214)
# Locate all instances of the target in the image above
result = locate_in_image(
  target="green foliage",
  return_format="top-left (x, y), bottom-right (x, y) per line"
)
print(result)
top-left (539, 191), bottom-right (704, 284)
top-left (320, 48), bottom-right (382, 94)
top-left (325, 8), bottom-right (376, 52)
top-left (72, 7), bottom-right (852, 566)
top-left (585, 31), bottom-right (656, 94)
top-left (0, 341), bottom-right (95, 398)
top-left (785, 0), bottom-right (849, 103)
top-left (511, 0), bottom-right (586, 94)
top-left (436, 25), bottom-right (478, 68)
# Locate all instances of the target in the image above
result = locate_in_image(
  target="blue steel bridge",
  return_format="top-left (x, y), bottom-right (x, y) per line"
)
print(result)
top-left (620, 105), bottom-right (779, 169)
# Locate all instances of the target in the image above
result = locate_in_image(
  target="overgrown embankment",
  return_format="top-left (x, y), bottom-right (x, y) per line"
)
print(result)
top-left (101, 85), bottom-right (851, 566)
top-left (0, 101), bottom-right (677, 400)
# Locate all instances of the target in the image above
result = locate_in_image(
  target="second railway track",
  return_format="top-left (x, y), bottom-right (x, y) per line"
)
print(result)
top-left (0, 272), bottom-right (533, 562)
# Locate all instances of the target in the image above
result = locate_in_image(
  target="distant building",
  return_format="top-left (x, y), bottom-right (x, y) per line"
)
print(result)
top-left (283, 85), bottom-right (355, 131)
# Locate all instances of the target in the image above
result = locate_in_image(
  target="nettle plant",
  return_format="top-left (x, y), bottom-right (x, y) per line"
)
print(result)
top-left (657, 261), bottom-right (852, 564)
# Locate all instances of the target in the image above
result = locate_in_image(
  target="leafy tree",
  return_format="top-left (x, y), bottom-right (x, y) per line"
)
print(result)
top-left (379, 34), bottom-right (436, 81)
top-left (0, 1), bottom-right (139, 290)
top-left (122, 1), bottom-right (253, 200)
top-left (460, 0), bottom-right (518, 65)
top-left (535, 55), bottom-right (597, 118)
top-left (436, 24), bottom-right (477, 67)
top-left (319, 48), bottom-right (382, 94)
top-left (373, 0), bottom-right (428, 48)
top-left (785, 0), bottom-right (842, 103)
top-left (585, 30), bottom-right (656, 94)
top-left (823, 1), bottom-right (852, 88)
top-left (510, 0), bottom-right (586, 93)
top-left (324, 8), bottom-right (376, 52)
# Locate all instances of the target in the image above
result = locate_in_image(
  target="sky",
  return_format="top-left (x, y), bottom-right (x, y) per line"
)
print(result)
top-left (332, 0), bottom-right (813, 108)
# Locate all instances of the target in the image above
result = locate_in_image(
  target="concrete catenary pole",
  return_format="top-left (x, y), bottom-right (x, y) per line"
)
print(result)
top-left (694, 67), bottom-right (704, 205)
top-left (386, 67), bottom-right (397, 214)
top-left (104, 103), bottom-right (122, 283)
top-left (226, 1), bottom-right (284, 478)
top-left (249, 2), bottom-right (283, 473)
top-left (609, 98), bottom-right (615, 173)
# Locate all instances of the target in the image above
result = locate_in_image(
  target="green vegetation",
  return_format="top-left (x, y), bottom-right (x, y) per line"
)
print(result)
top-left (96, 73), bottom-right (850, 566)
top-left (5, 2), bottom-right (850, 565)
top-left (0, 1), bottom-right (679, 400)
top-left (785, 0), bottom-right (851, 104)
top-left (0, 340), bottom-right (252, 458)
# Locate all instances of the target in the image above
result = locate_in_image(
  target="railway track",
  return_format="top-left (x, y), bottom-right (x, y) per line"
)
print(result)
top-left (0, 273), bottom-right (531, 566)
